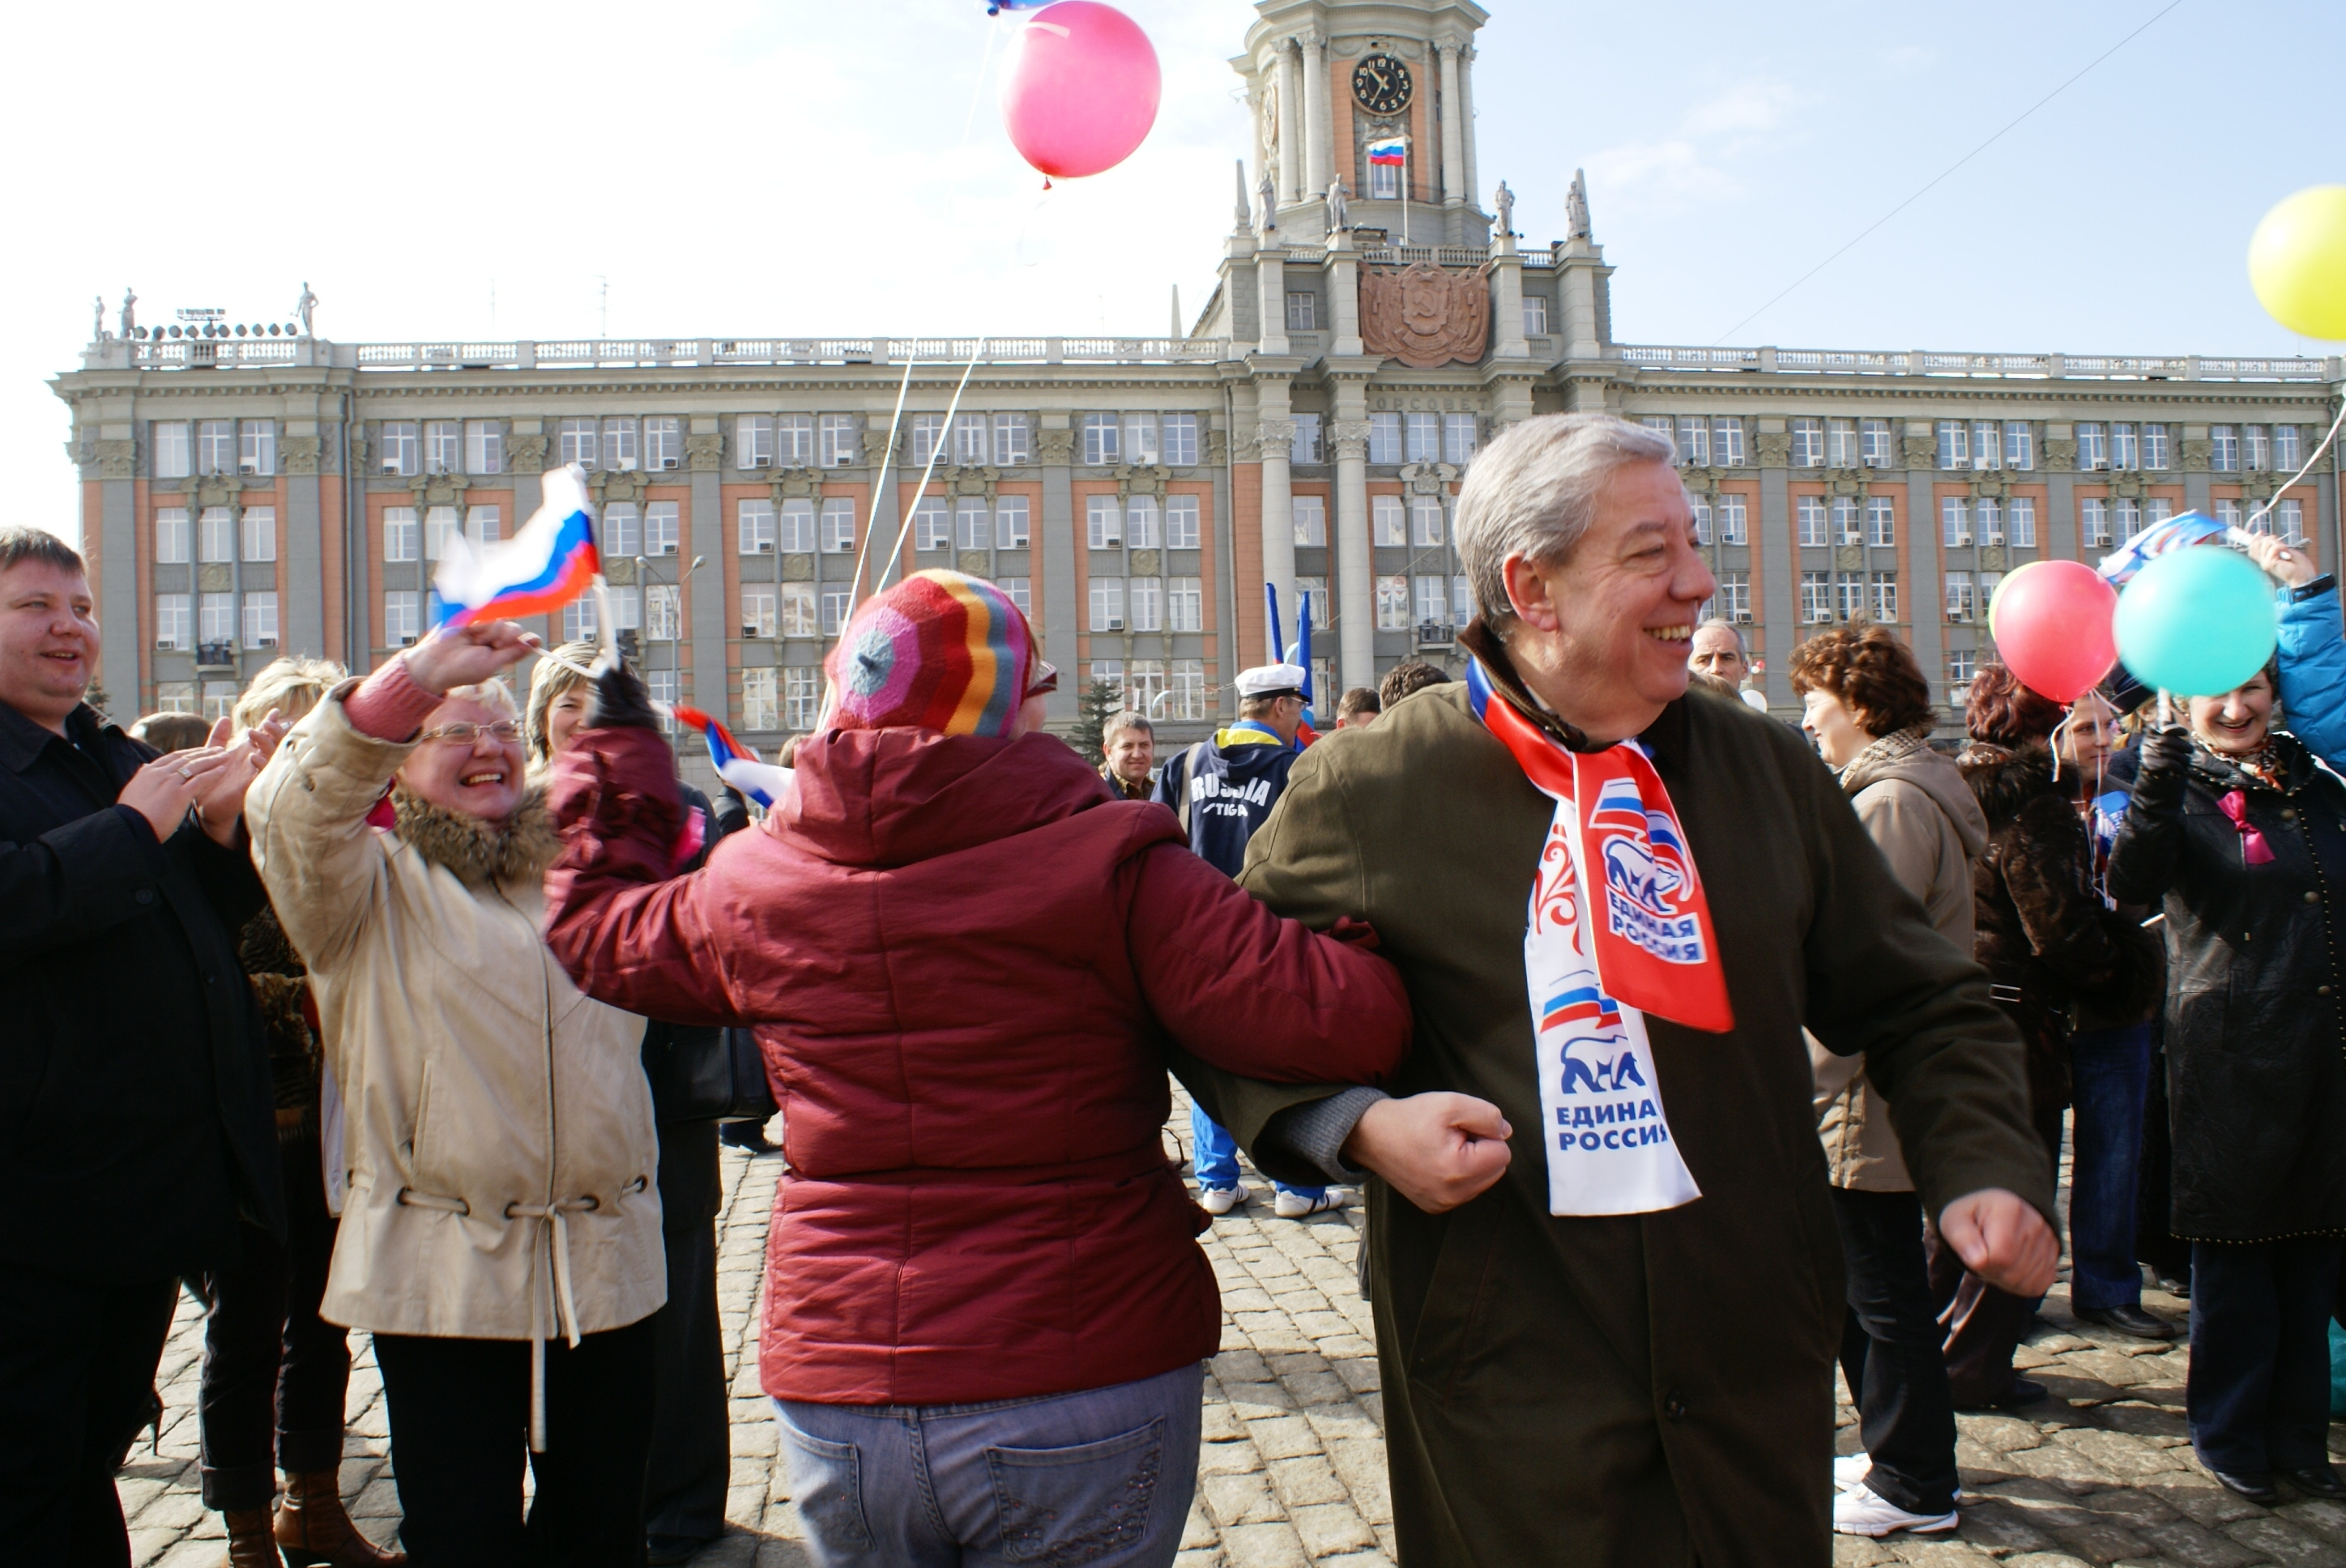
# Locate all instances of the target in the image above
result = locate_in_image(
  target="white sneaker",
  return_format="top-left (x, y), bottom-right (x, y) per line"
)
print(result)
top-left (1832, 1484), bottom-right (1957, 1538)
top-left (1833, 1453), bottom-right (1870, 1491)
top-left (1198, 1185), bottom-right (1245, 1216)
top-left (1274, 1188), bottom-right (1347, 1220)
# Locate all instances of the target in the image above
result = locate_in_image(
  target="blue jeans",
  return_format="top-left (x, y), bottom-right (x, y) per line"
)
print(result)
top-left (775, 1361), bottom-right (1203, 1568)
top-left (1190, 1104), bottom-right (1323, 1201)
top-left (2188, 1239), bottom-right (2342, 1475)
top-left (2068, 1022), bottom-right (2153, 1310)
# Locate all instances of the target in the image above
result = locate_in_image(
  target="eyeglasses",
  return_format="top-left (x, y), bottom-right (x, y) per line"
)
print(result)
top-left (1026, 660), bottom-right (1060, 699)
top-left (417, 720), bottom-right (523, 746)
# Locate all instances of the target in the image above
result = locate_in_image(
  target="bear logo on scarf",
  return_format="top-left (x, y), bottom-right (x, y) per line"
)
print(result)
top-left (1588, 776), bottom-right (1707, 965)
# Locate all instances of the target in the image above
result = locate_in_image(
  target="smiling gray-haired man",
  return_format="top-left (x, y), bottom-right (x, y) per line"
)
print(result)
top-left (1178, 413), bottom-right (2054, 1565)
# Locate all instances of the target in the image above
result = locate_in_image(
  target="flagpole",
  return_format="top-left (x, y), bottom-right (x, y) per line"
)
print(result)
top-left (1401, 146), bottom-right (1410, 245)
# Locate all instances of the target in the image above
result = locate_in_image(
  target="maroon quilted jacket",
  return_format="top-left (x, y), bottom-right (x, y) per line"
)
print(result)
top-left (542, 723), bottom-right (1410, 1406)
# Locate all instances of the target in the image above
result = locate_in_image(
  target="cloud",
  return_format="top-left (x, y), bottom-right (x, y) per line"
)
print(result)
top-left (1582, 76), bottom-right (1808, 215)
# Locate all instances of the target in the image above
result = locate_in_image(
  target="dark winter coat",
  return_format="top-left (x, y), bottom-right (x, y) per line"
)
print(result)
top-left (540, 722), bottom-right (1410, 1407)
top-left (240, 905), bottom-right (322, 1142)
top-left (1176, 629), bottom-right (2051, 1568)
top-left (2106, 729), bottom-right (2346, 1243)
top-left (1152, 726), bottom-right (1299, 876)
top-left (1959, 742), bottom-right (2164, 1118)
top-left (0, 698), bottom-right (284, 1281)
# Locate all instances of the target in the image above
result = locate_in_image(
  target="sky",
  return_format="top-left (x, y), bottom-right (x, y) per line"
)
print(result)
top-left (11, 0), bottom-right (2344, 546)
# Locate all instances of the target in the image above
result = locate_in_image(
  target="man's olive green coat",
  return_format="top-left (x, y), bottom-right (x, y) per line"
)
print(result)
top-left (1180, 650), bottom-right (2050, 1567)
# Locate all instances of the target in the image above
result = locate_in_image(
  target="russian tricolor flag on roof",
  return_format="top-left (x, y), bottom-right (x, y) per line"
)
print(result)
top-left (1367, 136), bottom-right (1406, 165)
top-left (431, 462), bottom-right (602, 628)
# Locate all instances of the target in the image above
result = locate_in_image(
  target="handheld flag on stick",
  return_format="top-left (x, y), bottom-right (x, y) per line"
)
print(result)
top-left (2096, 509), bottom-right (2228, 588)
top-left (432, 462), bottom-right (602, 628)
top-left (1284, 590), bottom-right (1315, 710)
top-left (672, 706), bottom-right (795, 811)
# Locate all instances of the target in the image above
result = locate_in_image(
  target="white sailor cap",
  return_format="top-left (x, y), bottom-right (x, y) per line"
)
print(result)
top-left (1234, 663), bottom-right (1308, 700)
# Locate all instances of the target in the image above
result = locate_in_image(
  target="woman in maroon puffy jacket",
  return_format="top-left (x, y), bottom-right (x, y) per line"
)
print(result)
top-left (540, 571), bottom-right (1413, 1568)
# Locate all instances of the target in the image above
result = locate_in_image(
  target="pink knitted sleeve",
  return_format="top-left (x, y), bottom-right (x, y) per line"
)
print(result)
top-left (343, 658), bottom-right (443, 743)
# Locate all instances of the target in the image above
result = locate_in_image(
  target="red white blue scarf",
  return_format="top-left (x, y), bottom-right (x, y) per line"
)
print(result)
top-left (1467, 658), bottom-right (1732, 1215)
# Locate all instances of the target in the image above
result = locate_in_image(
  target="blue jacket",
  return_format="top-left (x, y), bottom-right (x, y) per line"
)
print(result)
top-left (1152, 723), bottom-right (1299, 878)
top-left (2278, 578), bottom-right (2346, 766)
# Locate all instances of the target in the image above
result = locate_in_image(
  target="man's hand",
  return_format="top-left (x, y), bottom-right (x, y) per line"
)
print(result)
top-left (404, 620), bottom-right (535, 697)
top-left (1341, 1093), bottom-right (1513, 1214)
top-left (194, 711), bottom-right (289, 846)
top-left (118, 746), bottom-right (238, 843)
top-left (1939, 1188), bottom-right (2058, 1297)
top-left (2246, 532), bottom-right (2318, 588)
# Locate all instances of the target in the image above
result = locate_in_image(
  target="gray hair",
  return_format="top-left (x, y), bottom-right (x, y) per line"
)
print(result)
top-left (1454, 414), bottom-right (1679, 628)
top-left (1694, 617), bottom-right (1747, 654)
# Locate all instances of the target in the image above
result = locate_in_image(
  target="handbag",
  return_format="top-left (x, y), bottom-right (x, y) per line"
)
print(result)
top-left (643, 1021), bottom-right (779, 1125)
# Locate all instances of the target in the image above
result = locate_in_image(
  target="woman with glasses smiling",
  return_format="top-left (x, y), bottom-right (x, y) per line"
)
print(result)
top-left (246, 622), bottom-right (665, 1568)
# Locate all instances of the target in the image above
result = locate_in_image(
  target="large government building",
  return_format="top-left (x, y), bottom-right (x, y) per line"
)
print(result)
top-left (52, 0), bottom-right (2343, 771)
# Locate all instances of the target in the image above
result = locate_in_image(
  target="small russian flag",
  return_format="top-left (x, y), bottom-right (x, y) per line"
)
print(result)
top-left (431, 462), bottom-right (601, 628)
top-left (672, 705), bottom-right (795, 810)
top-left (1367, 137), bottom-right (1406, 166)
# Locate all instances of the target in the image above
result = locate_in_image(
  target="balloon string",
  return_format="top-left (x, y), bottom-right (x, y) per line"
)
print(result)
top-left (847, 354), bottom-right (920, 611)
top-left (877, 339), bottom-right (990, 592)
top-left (2245, 394), bottom-right (2346, 539)
top-left (959, 8), bottom-right (1004, 147)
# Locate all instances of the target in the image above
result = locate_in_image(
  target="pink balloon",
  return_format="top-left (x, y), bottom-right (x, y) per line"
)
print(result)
top-left (999, 1), bottom-right (1161, 180)
top-left (1986, 560), bottom-right (2118, 705)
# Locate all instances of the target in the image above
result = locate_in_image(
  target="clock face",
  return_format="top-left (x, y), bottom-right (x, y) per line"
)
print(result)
top-left (1351, 54), bottom-right (1413, 115)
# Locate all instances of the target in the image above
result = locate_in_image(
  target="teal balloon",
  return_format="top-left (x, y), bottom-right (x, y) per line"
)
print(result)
top-left (2111, 546), bottom-right (2278, 697)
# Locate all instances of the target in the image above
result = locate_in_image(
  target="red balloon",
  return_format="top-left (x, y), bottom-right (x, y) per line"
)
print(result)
top-left (1986, 559), bottom-right (2118, 705)
top-left (998, 2), bottom-right (1161, 180)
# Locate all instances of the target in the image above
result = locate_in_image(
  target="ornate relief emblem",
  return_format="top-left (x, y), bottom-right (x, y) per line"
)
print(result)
top-left (1360, 263), bottom-right (1491, 369)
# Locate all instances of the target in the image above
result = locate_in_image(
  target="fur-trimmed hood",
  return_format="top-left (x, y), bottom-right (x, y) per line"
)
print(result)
top-left (1957, 740), bottom-right (2062, 828)
top-left (389, 784), bottom-right (559, 888)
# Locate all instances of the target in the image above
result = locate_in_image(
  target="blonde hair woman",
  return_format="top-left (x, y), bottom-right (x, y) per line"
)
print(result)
top-left (248, 622), bottom-right (663, 1568)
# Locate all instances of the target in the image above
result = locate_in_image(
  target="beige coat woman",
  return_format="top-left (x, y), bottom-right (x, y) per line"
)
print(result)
top-left (1811, 733), bottom-right (1991, 1190)
top-left (246, 684), bottom-right (663, 1443)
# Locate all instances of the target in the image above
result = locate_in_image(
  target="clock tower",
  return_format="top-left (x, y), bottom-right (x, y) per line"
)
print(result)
top-left (1236, 0), bottom-right (1491, 246)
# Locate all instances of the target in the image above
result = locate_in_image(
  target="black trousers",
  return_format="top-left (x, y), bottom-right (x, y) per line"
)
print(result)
top-left (0, 1266), bottom-right (177, 1568)
top-left (2188, 1238), bottom-right (2343, 1476)
top-left (1831, 1187), bottom-right (1959, 1515)
top-left (373, 1318), bottom-right (657, 1568)
top-left (1926, 1098), bottom-right (2066, 1406)
top-left (198, 1133), bottom-right (348, 1509)
top-left (646, 1118), bottom-right (730, 1544)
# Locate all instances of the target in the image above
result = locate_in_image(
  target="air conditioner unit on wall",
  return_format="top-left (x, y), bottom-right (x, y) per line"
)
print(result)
top-left (1734, 611), bottom-right (1753, 624)
top-left (1951, 534), bottom-right (1972, 546)
top-left (657, 458), bottom-right (678, 470)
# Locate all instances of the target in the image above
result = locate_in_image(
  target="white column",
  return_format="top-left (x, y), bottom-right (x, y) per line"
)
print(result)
top-left (1257, 404), bottom-right (1297, 665)
top-left (1276, 44), bottom-right (1303, 207)
top-left (1459, 47), bottom-right (1481, 212)
top-left (1256, 251), bottom-right (1289, 356)
top-left (1437, 40), bottom-right (1466, 212)
top-left (1328, 232), bottom-right (1363, 357)
top-left (1333, 415), bottom-right (1374, 691)
top-left (1299, 31), bottom-right (1332, 197)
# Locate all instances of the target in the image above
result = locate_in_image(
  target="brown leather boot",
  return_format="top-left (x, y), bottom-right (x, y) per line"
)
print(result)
top-left (272, 1470), bottom-right (407, 1566)
top-left (222, 1509), bottom-right (278, 1568)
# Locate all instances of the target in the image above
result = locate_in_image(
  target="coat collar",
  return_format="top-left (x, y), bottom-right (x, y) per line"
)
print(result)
top-left (0, 698), bottom-right (124, 775)
top-left (389, 783), bottom-right (560, 888)
top-left (1457, 616), bottom-right (1692, 766)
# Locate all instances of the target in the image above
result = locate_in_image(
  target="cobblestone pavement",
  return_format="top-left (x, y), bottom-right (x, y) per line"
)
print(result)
top-left (125, 1101), bottom-right (2346, 1568)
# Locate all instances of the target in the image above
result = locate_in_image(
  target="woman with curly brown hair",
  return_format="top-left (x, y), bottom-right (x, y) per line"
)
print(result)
top-left (1791, 625), bottom-right (1987, 1537)
top-left (1955, 666), bottom-right (2165, 1404)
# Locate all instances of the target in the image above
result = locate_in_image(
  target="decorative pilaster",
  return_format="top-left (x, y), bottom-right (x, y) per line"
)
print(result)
top-left (1299, 31), bottom-right (1331, 198)
top-left (1331, 404), bottom-right (1374, 691)
top-left (1436, 40), bottom-right (1467, 216)
top-left (1277, 42), bottom-right (1303, 207)
top-left (1458, 47), bottom-right (1480, 217)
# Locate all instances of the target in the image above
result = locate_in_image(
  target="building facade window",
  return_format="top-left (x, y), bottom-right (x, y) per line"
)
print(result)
top-left (2081, 497), bottom-right (2111, 548)
top-left (1522, 296), bottom-right (1548, 335)
top-left (1082, 413), bottom-right (1120, 466)
top-left (2276, 425), bottom-right (2302, 471)
top-left (1291, 414), bottom-right (1322, 465)
top-left (601, 419), bottom-right (640, 472)
top-left (1087, 496), bottom-right (1121, 548)
top-left (155, 594), bottom-right (190, 650)
top-left (2245, 426), bottom-right (2271, 471)
top-left (1828, 420), bottom-right (1859, 467)
top-left (241, 508), bottom-right (276, 562)
top-left (1977, 498), bottom-right (2003, 544)
top-left (912, 497), bottom-right (950, 552)
top-left (1292, 495), bottom-right (1326, 547)
top-left (784, 668), bottom-right (823, 731)
top-left (154, 422), bottom-right (191, 478)
top-left (1870, 573), bottom-right (1898, 622)
top-left (424, 507), bottom-right (461, 561)
top-left (1295, 577), bottom-right (1329, 628)
top-left (910, 414), bottom-right (946, 468)
top-left (995, 413), bottom-right (1032, 466)
top-left (996, 496), bottom-right (1031, 547)
top-left (1090, 577), bottom-right (1125, 630)
top-left (1373, 495), bottom-right (1405, 547)
top-left (646, 584), bottom-right (681, 641)
top-left (1170, 660), bottom-right (1208, 721)
top-left (557, 418), bottom-right (597, 468)
top-left (1368, 413), bottom-right (1405, 465)
top-left (1411, 496), bottom-right (1444, 547)
top-left (1376, 575), bottom-right (1410, 630)
top-left (953, 413), bottom-right (990, 466)
top-left (1286, 292), bottom-right (1318, 331)
top-left (1444, 414), bottom-right (1478, 466)
top-left (779, 500), bottom-right (817, 554)
top-left (1948, 649), bottom-right (1976, 685)
top-left (1165, 495), bottom-right (1199, 548)
top-left (1942, 497), bottom-right (1969, 546)
top-left (380, 423), bottom-right (420, 476)
top-left (1717, 495), bottom-right (1747, 545)
top-left (199, 508), bottom-right (235, 564)
top-left (385, 591), bottom-right (421, 646)
top-left (1801, 572), bottom-right (1831, 624)
top-left (1862, 420), bottom-right (1893, 468)
top-left (1712, 419), bottom-right (1745, 467)
top-left (1866, 497), bottom-right (1896, 548)
top-left (199, 421), bottom-right (237, 476)
top-left (242, 592), bottom-right (279, 647)
top-left (740, 667), bottom-right (778, 731)
top-left (467, 420), bottom-right (504, 474)
top-left (1945, 572), bottom-right (1975, 621)
top-left (1790, 419), bottom-right (1824, 468)
top-left (1969, 421), bottom-right (2000, 471)
top-left (1125, 496), bottom-right (1161, 549)
top-left (2003, 421), bottom-right (2033, 470)
top-left (1832, 497), bottom-right (1861, 544)
top-left (2009, 496), bottom-right (2037, 548)
top-left (778, 415), bottom-right (814, 465)
top-left (781, 582), bottom-right (817, 637)
top-left (741, 588), bottom-right (778, 639)
top-left (1936, 421), bottom-right (1969, 471)
top-left (1673, 416), bottom-right (1708, 467)
top-left (198, 591), bottom-right (235, 642)
top-left (821, 499), bottom-right (857, 552)
top-left (1797, 496), bottom-right (1828, 547)
top-left (1162, 414), bottom-right (1198, 467)
top-left (2110, 424), bottom-right (2139, 471)
top-left (958, 498), bottom-right (995, 551)
top-left (646, 417), bottom-right (684, 470)
top-left (424, 421), bottom-right (462, 475)
top-left (1717, 572), bottom-right (1750, 620)
top-left (1688, 498), bottom-right (1711, 545)
top-left (604, 504), bottom-right (641, 558)
top-left (384, 508), bottom-right (419, 562)
top-left (818, 415), bottom-right (859, 467)
top-left (738, 415), bottom-right (774, 469)
top-left (1414, 576), bottom-right (1448, 627)
top-left (156, 508), bottom-right (190, 564)
top-left (1168, 577), bottom-right (1203, 632)
top-left (644, 502), bottom-right (677, 556)
top-left (2210, 427), bottom-right (2239, 472)
top-left (1129, 577), bottom-right (1163, 632)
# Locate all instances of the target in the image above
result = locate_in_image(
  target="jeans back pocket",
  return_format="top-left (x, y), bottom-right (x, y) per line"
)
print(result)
top-left (782, 1421), bottom-right (874, 1555)
top-left (986, 1416), bottom-right (1166, 1566)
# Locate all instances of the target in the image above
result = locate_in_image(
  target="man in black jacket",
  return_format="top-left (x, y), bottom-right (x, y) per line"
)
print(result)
top-left (0, 529), bottom-right (285, 1566)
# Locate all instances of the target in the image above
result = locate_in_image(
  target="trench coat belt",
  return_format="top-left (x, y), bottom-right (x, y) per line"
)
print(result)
top-left (398, 1182), bottom-right (646, 1451)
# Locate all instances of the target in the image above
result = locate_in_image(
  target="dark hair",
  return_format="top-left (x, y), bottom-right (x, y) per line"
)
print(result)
top-left (0, 527), bottom-right (86, 577)
top-left (130, 712), bottom-right (211, 753)
top-left (1336, 686), bottom-right (1381, 719)
top-left (1378, 660), bottom-right (1451, 708)
top-left (1964, 663), bottom-right (2067, 745)
top-left (1787, 625), bottom-right (1935, 737)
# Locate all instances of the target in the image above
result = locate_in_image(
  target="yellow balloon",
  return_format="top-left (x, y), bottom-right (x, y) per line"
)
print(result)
top-left (2248, 185), bottom-right (2346, 341)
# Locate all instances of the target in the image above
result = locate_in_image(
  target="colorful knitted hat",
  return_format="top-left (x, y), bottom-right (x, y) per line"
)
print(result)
top-left (824, 570), bottom-right (1039, 738)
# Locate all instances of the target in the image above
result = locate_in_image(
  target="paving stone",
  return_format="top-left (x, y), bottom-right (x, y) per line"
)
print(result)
top-left (2130, 1517), bottom-right (2265, 1568)
top-left (2223, 1516), bottom-right (2346, 1566)
top-left (1218, 1521), bottom-right (1312, 1568)
top-left (1288, 1502), bottom-right (1378, 1557)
